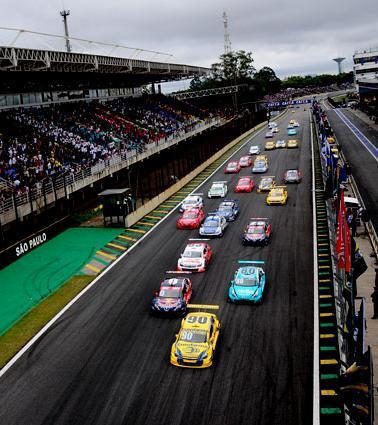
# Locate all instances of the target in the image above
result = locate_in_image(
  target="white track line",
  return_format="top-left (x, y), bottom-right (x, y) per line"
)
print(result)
top-left (333, 108), bottom-right (378, 162)
top-left (0, 115), bottom-right (286, 378)
top-left (310, 111), bottom-right (320, 424)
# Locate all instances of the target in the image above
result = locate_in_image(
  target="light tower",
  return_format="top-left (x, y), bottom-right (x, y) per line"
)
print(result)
top-left (223, 11), bottom-right (232, 55)
top-left (60, 9), bottom-right (72, 53)
top-left (333, 57), bottom-right (345, 74)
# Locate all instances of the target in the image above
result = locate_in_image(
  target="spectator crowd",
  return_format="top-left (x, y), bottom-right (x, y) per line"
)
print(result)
top-left (0, 95), bottom-right (214, 199)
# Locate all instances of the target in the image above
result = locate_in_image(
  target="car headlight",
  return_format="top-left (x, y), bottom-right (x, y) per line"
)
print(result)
top-left (198, 350), bottom-right (208, 361)
top-left (175, 347), bottom-right (183, 358)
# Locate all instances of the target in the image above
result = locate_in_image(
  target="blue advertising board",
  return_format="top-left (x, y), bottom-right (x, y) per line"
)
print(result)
top-left (266, 99), bottom-right (312, 108)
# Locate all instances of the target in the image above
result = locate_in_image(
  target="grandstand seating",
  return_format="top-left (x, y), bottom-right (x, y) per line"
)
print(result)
top-left (0, 95), bottom-right (214, 195)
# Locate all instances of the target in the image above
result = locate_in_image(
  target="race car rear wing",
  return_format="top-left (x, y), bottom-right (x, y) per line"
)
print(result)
top-left (166, 271), bottom-right (192, 275)
top-left (187, 304), bottom-right (219, 311)
top-left (189, 193), bottom-right (203, 196)
top-left (249, 217), bottom-right (269, 220)
top-left (238, 260), bottom-right (265, 264)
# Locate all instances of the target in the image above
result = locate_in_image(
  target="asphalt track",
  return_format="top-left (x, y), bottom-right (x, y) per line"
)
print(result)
top-left (0, 107), bottom-right (314, 425)
top-left (325, 107), bottom-right (378, 233)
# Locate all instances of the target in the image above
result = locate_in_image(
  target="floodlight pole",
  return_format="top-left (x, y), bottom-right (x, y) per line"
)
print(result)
top-left (60, 9), bottom-right (71, 53)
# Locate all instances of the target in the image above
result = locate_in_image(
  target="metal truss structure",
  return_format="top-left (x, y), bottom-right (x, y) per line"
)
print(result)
top-left (172, 85), bottom-right (239, 100)
top-left (0, 46), bottom-right (209, 78)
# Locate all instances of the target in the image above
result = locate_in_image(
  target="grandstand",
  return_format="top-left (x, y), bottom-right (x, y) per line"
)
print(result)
top-left (0, 39), bottom-right (255, 256)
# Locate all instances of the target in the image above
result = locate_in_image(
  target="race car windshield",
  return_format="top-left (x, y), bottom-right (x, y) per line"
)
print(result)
top-left (212, 187), bottom-right (223, 192)
top-left (287, 171), bottom-right (297, 177)
top-left (235, 277), bottom-right (259, 287)
top-left (218, 205), bottom-right (232, 212)
top-left (247, 226), bottom-right (264, 234)
top-left (239, 180), bottom-right (250, 186)
top-left (159, 288), bottom-right (182, 298)
top-left (255, 161), bottom-right (265, 167)
top-left (271, 190), bottom-right (282, 196)
top-left (183, 199), bottom-right (197, 205)
top-left (204, 219), bottom-right (219, 227)
top-left (183, 250), bottom-right (202, 258)
top-left (179, 330), bottom-right (207, 343)
top-left (183, 212), bottom-right (197, 219)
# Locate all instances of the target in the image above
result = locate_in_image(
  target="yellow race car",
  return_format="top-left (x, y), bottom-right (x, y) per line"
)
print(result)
top-left (170, 312), bottom-right (220, 368)
top-left (266, 186), bottom-right (288, 205)
top-left (287, 139), bottom-right (299, 149)
top-left (257, 175), bottom-right (275, 192)
top-left (289, 119), bottom-right (295, 125)
top-left (265, 141), bottom-right (276, 150)
top-left (256, 154), bottom-right (268, 163)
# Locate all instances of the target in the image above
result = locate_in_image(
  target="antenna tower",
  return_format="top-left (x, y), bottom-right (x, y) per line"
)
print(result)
top-left (60, 9), bottom-right (72, 53)
top-left (223, 11), bottom-right (232, 55)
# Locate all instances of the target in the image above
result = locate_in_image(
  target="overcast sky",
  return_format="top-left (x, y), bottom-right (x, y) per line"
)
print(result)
top-left (0, 0), bottom-right (377, 78)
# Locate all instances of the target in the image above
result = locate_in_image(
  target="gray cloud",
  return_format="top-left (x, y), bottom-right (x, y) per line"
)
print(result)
top-left (0, 0), bottom-right (377, 77)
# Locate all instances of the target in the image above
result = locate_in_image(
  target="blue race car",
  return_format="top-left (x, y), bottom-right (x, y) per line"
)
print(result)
top-left (287, 128), bottom-right (297, 136)
top-left (228, 261), bottom-right (266, 304)
top-left (150, 277), bottom-right (193, 316)
top-left (199, 213), bottom-right (228, 237)
top-left (216, 199), bottom-right (240, 221)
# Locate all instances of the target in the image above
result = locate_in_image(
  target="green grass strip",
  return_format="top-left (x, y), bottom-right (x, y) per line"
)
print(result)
top-left (0, 275), bottom-right (94, 368)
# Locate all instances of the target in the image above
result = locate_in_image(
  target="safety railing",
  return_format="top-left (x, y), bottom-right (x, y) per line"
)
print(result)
top-left (0, 117), bottom-right (221, 225)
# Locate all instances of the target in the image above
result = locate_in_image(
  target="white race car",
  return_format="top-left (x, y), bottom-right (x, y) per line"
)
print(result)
top-left (208, 181), bottom-right (228, 198)
top-left (249, 145), bottom-right (260, 155)
top-left (179, 194), bottom-right (204, 213)
top-left (177, 243), bottom-right (212, 272)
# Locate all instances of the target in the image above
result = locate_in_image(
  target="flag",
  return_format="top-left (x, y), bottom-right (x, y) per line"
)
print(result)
top-left (336, 191), bottom-right (346, 269)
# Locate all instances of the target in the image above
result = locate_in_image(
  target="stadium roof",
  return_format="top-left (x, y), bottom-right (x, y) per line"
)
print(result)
top-left (0, 46), bottom-right (208, 77)
top-left (0, 46), bottom-right (209, 94)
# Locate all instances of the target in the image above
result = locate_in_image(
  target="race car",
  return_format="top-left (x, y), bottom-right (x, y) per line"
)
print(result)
top-left (287, 124), bottom-right (294, 129)
top-left (224, 161), bottom-right (241, 174)
top-left (255, 154), bottom-right (268, 163)
top-left (228, 262), bottom-right (266, 304)
top-left (242, 218), bottom-right (271, 245)
top-left (176, 208), bottom-right (205, 229)
top-left (268, 121), bottom-right (278, 129)
top-left (275, 139), bottom-right (286, 148)
top-left (199, 213), bottom-right (228, 237)
top-left (150, 277), bottom-right (193, 316)
top-left (257, 175), bottom-right (275, 192)
top-left (293, 121), bottom-right (300, 128)
top-left (170, 312), bottom-right (220, 368)
top-left (284, 169), bottom-right (302, 183)
top-left (252, 159), bottom-right (268, 173)
top-left (216, 199), bottom-right (240, 221)
top-left (208, 181), bottom-right (227, 198)
top-left (266, 186), bottom-right (288, 205)
top-left (179, 194), bottom-right (204, 213)
top-left (249, 145), bottom-right (260, 155)
top-left (234, 176), bottom-right (254, 192)
top-left (177, 242), bottom-right (212, 272)
top-left (239, 156), bottom-right (252, 167)
top-left (272, 127), bottom-right (279, 133)
top-left (287, 128), bottom-right (297, 136)
top-left (289, 119), bottom-right (295, 125)
top-left (287, 139), bottom-right (299, 149)
top-left (265, 131), bottom-right (274, 138)
top-left (265, 141), bottom-right (276, 150)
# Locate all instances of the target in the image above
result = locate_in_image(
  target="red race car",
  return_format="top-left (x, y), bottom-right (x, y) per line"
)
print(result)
top-left (235, 176), bottom-right (254, 193)
top-left (176, 208), bottom-right (205, 229)
top-left (224, 161), bottom-right (241, 174)
top-left (239, 156), bottom-right (252, 167)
